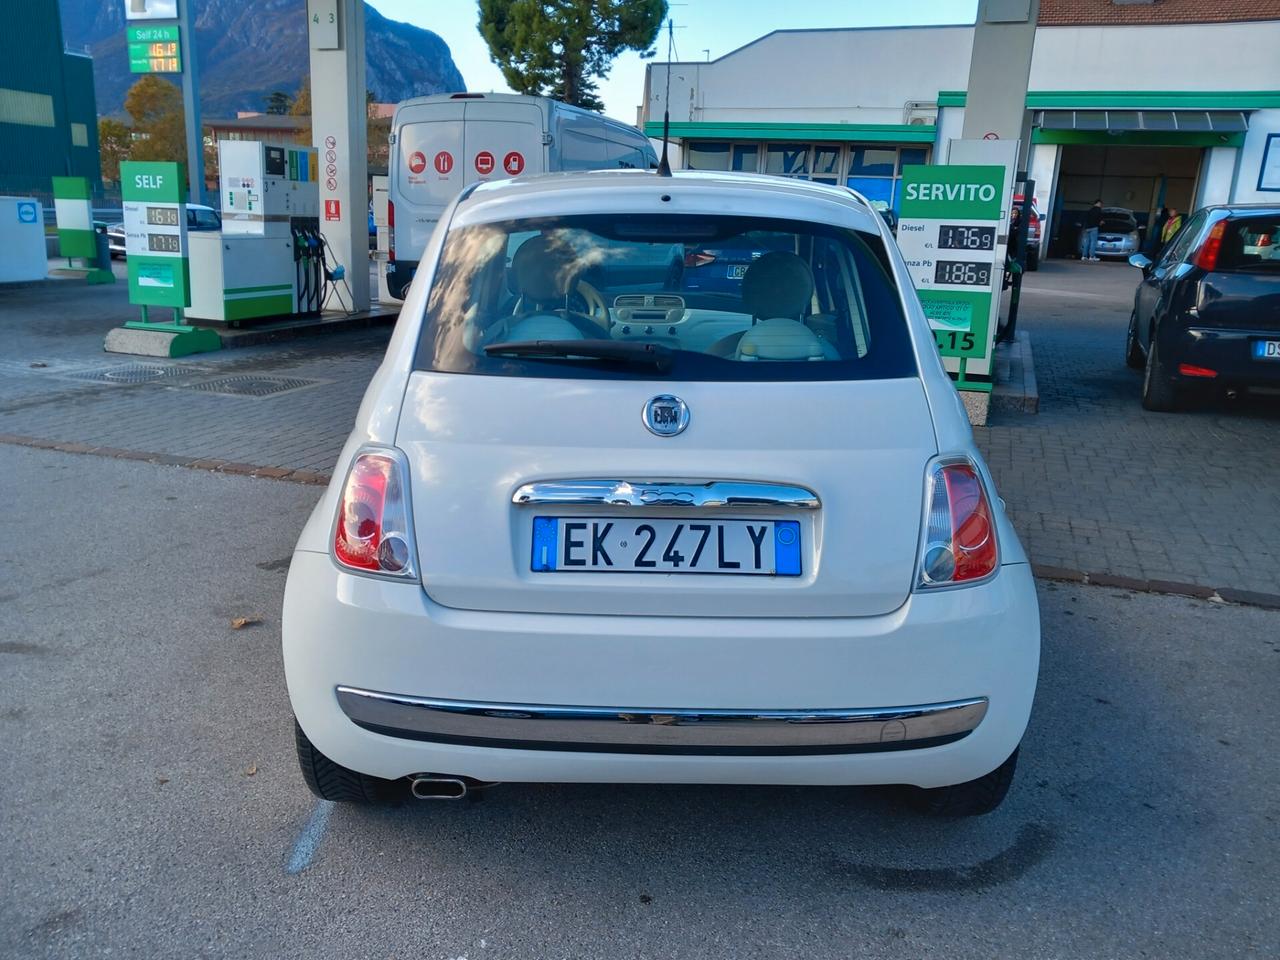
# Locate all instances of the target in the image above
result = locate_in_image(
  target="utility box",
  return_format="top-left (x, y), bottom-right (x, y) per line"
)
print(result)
top-left (187, 141), bottom-right (322, 323)
top-left (0, 198), bottom-right (47, 283)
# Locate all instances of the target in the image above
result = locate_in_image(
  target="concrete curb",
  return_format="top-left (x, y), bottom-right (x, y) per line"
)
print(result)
top-left (0, 432), bottom-right (332, 486)
top-left (3, 431), bottom-right (1279, 612)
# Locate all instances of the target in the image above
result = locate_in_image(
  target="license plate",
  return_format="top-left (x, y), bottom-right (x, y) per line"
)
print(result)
top-left (1253, 340), bottom-right (1280, 360)
top-left (531, 517), bottom-right (801, 576)
top-left (726, 264), bottom-right (748, 280)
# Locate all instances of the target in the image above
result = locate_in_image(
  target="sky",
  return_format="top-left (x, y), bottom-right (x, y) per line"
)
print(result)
top-left (366, 0), bottom-right (979, 123)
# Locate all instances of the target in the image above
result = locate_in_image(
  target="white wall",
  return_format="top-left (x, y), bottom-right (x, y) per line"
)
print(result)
top-left (1027, 142), bottom-right (1061, 242)
top-left (1195, 146), bottom-right (1238, 209)
top-left (644, 26), bottom-right (973, 126)
top-left (1233, 109), bottom-right (1280, 204)
top-left (1028, 22), bottom-right (1280, 92)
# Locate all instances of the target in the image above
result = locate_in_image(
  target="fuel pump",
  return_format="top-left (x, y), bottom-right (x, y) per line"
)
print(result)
top-left (186, 140), bottom-right (319, 325)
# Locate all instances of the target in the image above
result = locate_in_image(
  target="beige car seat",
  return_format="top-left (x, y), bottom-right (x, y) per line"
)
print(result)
top-left (723, 252), bottom-right (836, 361)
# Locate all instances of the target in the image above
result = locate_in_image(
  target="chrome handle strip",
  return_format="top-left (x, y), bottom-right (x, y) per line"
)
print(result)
top-left (336, 686), bottom-right (987, 756)
top-left (511, 479), bottom-right (820, 510)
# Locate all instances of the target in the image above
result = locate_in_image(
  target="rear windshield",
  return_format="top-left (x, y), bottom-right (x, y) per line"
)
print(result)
top-left (413, 214), bottom-right (917, 381)
top-left (1217, 216), bottom-right (1280, 272)
top-left (1100, 215), bottom-right (1136, 233)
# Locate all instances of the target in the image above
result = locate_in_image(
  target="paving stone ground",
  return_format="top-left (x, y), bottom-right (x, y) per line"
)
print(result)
top-left (3, 261), bottom-right (1279, 596)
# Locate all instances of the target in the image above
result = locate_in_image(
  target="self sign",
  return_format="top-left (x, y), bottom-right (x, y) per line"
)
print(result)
top-left (504, 151), bottom-right (525, 176)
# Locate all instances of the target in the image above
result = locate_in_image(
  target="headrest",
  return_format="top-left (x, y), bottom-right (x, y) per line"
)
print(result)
top-left (512, 235), bottom-right (579, 304)
top-left (742, 251), bottom-right (814, 320)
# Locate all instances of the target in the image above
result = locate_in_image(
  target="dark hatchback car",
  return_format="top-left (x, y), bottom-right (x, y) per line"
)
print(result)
top-left (1126, 205), bottom-right (1280, 411)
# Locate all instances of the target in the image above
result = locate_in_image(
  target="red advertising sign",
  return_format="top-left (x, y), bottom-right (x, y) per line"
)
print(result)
top-left (407, 151), bottom-right (427, 174)
top-left (434, 151), bottom-right (454, 175)
top-left (474, 151), bottom-right (495, 175)
top-left (503, 151), bottom-right (525, 176)
top-left (324, 199), bottom-right (341, 222)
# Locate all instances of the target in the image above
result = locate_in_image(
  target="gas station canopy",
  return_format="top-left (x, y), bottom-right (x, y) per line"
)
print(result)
top-left (1035, 109), bottom-right (1250, 133)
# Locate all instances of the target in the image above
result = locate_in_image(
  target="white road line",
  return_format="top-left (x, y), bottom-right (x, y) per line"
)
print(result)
top-left (286, 799), bottom-right (334, 875)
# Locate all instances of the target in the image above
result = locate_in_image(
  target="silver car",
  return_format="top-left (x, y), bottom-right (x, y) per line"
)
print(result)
top-left (1096, 208), bottom-right (1141, 260)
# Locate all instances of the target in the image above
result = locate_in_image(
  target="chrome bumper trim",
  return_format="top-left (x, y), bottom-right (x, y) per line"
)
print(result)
top-left (335, 687), bottom-right (988, 756)
top-left (511, 479), bottom-right (820, 510)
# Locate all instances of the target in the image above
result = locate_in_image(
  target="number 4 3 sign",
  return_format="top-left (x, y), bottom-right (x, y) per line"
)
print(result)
top-left (308, 0), bottom-right (340, 50)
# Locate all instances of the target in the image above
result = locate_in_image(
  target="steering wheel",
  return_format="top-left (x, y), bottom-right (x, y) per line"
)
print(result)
top-left (573, 280), bottom-right (610, 330)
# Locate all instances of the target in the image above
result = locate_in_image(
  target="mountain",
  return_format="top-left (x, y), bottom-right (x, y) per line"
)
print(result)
top-left (58, 0), bottom-right (466, 117)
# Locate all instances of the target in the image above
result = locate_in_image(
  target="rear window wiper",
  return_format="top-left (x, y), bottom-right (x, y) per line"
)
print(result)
top-left (483, 339), bottom-right (674, 373)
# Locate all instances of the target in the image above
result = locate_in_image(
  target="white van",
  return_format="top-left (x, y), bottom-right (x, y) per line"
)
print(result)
top-left (385, 93), bottom-right (658, 300)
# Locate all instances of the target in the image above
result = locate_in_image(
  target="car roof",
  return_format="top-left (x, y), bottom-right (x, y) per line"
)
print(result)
top-left (451, 170), bottom-right (883, 232)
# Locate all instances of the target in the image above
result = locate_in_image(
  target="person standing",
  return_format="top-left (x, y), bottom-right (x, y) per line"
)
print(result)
top-left (1080, 199), bottom-right (1103, 262)
top-left (1161, 207), bottom-right (1184, 245)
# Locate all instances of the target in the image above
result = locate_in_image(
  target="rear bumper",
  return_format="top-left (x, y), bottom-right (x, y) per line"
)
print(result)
top-left (283, 552), bottom-right (1040, 788)
top-left (1174, 326), bottom-right (1280, 384)
top-left (384, 258), bottom-right (417, 301)
top-left (335, 687), bottom-right (989, 756)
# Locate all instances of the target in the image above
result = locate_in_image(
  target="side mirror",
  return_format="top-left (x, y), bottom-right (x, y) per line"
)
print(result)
top-left (1128, 253), bottom-right (1153, 274)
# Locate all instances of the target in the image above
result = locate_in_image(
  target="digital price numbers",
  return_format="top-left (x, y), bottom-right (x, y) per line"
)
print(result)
top-left (147, 234), bottom-right (182, 253)
top-left (934, 260), bottom-right (992, 287)
top-left (145, 206), bottom-right (181, 227)
top-left (937, 224), bottom-right (995, 251)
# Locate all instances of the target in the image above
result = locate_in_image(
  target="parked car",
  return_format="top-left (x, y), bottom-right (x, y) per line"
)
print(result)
top-left (107, 204), bottom-right (221, 259)
top-left (1012, 194), bottom-right (1042, 270)
top-left (1096, 208), bottom-right (1141, 260)
top-left (282, 170), bottom-right (1041, 817)
top-left (1126, 204), bottom-right (1280, 411)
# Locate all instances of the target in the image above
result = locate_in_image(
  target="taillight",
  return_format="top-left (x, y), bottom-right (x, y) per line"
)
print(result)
top-left (333, 446), bottom-right (417, 580)
top-left (387, 199), bottom-right (395, 262)
top-left (1192, 219), bottom-right (1226, 271)
top-left (917, 458), bottom-right (999, 589)
top-left (683, 250), bottom-right (716, 268)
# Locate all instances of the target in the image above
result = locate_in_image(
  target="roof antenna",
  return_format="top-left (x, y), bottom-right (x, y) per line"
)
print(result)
top-left (657, 17), bottom-right (674, 177)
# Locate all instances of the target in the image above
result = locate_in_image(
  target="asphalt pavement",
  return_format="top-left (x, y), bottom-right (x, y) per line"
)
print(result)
top-left (1, 444), bottom-right (1276, 959)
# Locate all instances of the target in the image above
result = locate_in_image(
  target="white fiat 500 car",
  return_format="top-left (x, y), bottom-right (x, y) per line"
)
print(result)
top-left (283, 170), bottom-right (1040, 817)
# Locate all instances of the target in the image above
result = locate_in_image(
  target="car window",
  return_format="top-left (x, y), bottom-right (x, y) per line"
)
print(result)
top-left (1159, 211), bottom-right (1205, 268)
top-left (414, 213), bottom-right (916, 382)
top-left (1216, 216), bottom-right (1280, 272)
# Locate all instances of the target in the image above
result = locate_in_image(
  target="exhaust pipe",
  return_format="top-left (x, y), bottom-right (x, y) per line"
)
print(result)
top-left (409, 776), bottom-right (468, 800)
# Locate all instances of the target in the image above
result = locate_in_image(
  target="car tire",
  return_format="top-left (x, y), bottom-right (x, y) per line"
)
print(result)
top-left (1141, 334), bottom-right (1180, 412)
top-left (1025, 248), bottom-right (1039, 271)
top-left (908, 748), bottom-right (1019, 817)
top-left (294, 718), bottom-right (405, 803)
top-left (1125, 312), bottom-right (1145, 369)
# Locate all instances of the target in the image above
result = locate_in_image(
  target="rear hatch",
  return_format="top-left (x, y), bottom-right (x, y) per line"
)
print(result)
top-left (393, 98), bottom-right (545, 263)
top-left (1197, 214), bottom-right (1280, 331)
top-left (396, 374), bottom-right (936, 618)
top-left (395, 202), bottom-right (937, 618)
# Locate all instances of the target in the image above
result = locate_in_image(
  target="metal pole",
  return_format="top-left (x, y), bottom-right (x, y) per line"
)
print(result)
top-left (177, 0), bottom-right (204, 204)
top-left (1001, 178), bottom-right (1034, 344)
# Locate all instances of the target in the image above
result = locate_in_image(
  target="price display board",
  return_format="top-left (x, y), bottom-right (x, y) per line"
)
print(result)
top-left (127, 24), bottom-right (182, 74)
top-left (120, 161), bottom-right (190, 308)
top-left (895, 164), bottom-right (1007, 388)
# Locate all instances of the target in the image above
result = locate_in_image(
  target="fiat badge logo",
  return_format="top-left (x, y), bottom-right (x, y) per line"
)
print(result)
top-left (642, 395), bottom-right (689, 437)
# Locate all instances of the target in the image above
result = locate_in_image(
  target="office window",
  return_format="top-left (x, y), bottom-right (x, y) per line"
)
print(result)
top-left (71, 122), bottom-right (88, 147)
top-left (765, 143), bottom-right (809, 177)
top-left (900, 148), bottom-right (927, 168)
top-left (687, 141), bottom-right (730, 170)
top-left (0, 88), bottom-right (55, 127)
top-left (849, 148), bottom-right (896, 178)
top-left (732, 144), bottom-right (758, 172)
top-left (812, 145), bottom-right (840, 183)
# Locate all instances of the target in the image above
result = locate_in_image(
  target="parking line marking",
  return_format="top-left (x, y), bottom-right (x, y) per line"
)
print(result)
top-left (286, 800), bottom-right (334, 875)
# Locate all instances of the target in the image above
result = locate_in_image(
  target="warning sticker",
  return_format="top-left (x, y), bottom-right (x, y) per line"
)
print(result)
top-left (503, 151), bottom-right (525, 176)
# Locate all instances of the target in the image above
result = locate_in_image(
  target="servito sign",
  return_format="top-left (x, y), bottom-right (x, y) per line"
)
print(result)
top-left (903, 181), bottom-right (998, 203)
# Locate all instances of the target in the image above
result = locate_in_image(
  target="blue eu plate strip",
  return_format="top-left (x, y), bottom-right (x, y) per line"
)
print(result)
top-left (531, 517), bottom-right (558, 571)
top-left (774, 521), bottom-right (802, 576)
